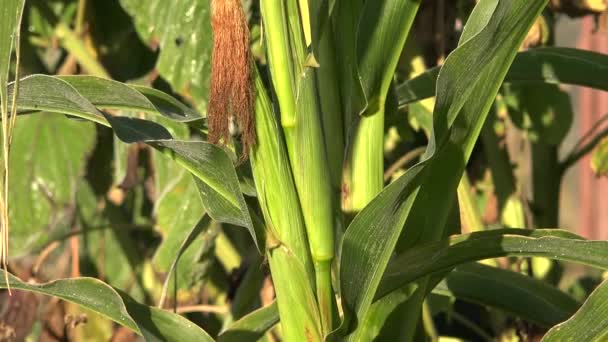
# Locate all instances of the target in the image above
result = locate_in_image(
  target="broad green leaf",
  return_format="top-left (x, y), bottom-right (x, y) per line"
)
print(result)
top-left (338, 1), bottom-right (547, 338)
top-left (104, 115), bottom-right (257, 247)
top-left (332, 0), bottom-right (365, 120)
top-left (435, 263), bottom-right (579, 327)
top-left (377, 229), bottom-right (608, 299)
top-left (218, 302), bottom-right (279, 342)
top-left (10, 114), bottom-right (95, 256)
top-left (543, 280), bottom-right (608, 341)
top-left (119, 0), bottom-right (211, 111)
top-left (356, 0), bottom-right (421, 114)
top-left (58, 76), bottom-right (202, 122)
top-left (591, 137), bottom-right (608, 177)
top-left (9, 77), bottom-right (257, 247)
top-left (0, 271), bottom-right (213, 341)
top-left (148, 115), bottom-right (211, 297)
top-left (397, 47), bottom-right (608, 107)
top-left (212, 255), bottom-right (581, 338)
top-left (9, 75), bottom-right (199, 124)
top-left (9, 75), bottom-right (106, 125)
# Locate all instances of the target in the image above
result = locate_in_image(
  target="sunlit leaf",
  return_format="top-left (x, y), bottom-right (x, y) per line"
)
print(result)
top-left (591, 137), bottom-right (608, 177)
top-left (543, 280), bottom-right (608, 341)
top-left (338, 1), bottom-right (547, 339)
top-left (377, 229), bottom-right (607, 299)
top-left (435, 262), bottom-right (579, 327)
top-left (397, 47), bottom-right (608, 107)
top-left (119, 0), bottom-right (211, 111)
top-left (0, 271), bottom-right (214, 341)
top-left (10, 114), bottom-right (95, 256)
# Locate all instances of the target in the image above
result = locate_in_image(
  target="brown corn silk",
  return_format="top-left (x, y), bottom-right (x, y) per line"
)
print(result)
top-left (208, 0), bottom-right (255, 155)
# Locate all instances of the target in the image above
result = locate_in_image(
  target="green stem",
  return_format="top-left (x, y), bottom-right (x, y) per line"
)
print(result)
top-left (261, 0), bottom-right (337, 333)
top-left (314, 260), bottom-right (334, 335)
top-left (315, 21), bottom-right (344, 193)
top-left (561, 126), bottom-right (608, 171)
top-left (250, 68), bottom-right (318, 341)
top-left (55, 23), bottom-right (110, 78)
top-left (532, 142), bottom-right (560, 228)
top-left (457, 173), bottom-right (485, 233)
top-left (75, 0), bottom-right (87, 34)
top-left (421, 301), bottom-right (438, 341)
top-left (342, 107), bottom-right (385, 214)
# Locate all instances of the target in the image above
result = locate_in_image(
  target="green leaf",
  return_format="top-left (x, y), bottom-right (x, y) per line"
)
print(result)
top-left (591, 137), bottom-right (608, 177)
top-left (154, 213), bottom-right (212, 302)
top-left (543, 280), bottom-right (608, 341)
top-left (218, 302), bottom-right (279, 342)
top-left (9, 75), bottom-right (258, 248)
top-left (10, 75), bottom-right (106, 125)
top-left (118, 0), bottom-right (211, 111)
top-left (397, 47), bottom-right (608, 107)
top-left (9, 75), bottom-right (200, 125)
top-left (59, 76), bottom-right (202, 122)
top-left (338, 1), bottom-right (547, 338)
top-left (356, 0), bottom-right (420, 114)
top-left (0, 271), bottom-right (213, 341)
top-left (10, 114), bottom-right (96, 256)
top-left (0, 0), bottom-right (24, 117)
top-left (435, 263), bottom-right (579, 327)
top-left (148, 115), bottom-right (212, 297)
top-left (104, 115), bottom-right (258, 248)
top-left (377, 229), bottom-right (608, 299)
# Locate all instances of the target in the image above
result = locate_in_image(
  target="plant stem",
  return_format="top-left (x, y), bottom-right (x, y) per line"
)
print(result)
top-left (315, 260), bottom-right (334, 334)
top-left (260, 0), bottom-right (337, 334)
top-left (315, 19), bottom-right (344, 194)
top-left (342, 108), bottom-right (385, 214)
top-left (55, 23), bottom-right (110, 78)
top-left (250, 67), bottom-right (319, 341)
top-left (532, 142), bottom-right (560, 228)
top-left (457, 173), bottom-right (485, 233)
top-left (561, 125), bottom-right (608, 171)
top-left (384, 146), bottom-right (426, 182)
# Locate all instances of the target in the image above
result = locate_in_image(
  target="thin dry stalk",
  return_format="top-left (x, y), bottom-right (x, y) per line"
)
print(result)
top-left (0, 20), bottom-right (22, 294)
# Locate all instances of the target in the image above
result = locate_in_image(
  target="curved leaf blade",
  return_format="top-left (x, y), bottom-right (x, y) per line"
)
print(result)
top-left (8, 75), bottom-right (200, 124)
top-left (0, 271), bottom-right (213, 341)
top-left (105, 115), bottom-right (257, 247)
top-left (377, 229), bottom-right (608, 299)
top-left (119, 0), bottom-right (211, 111)
top-left (338, 1), bottom-right (547, 338)
top-left (218, 302), bottom-right (279, 342)
top-left (435, 262), bottom-right (579, 327)
top-left (397, 47), bottom-right (608, 107)
top-left (8, 75), bottom-right (257, 248)
top-left (9, 75), bottom-right (107, 125)
top-left (59, 75), bottom-right (202, 122)
top-left (543, 280), bottom-right (608, 341)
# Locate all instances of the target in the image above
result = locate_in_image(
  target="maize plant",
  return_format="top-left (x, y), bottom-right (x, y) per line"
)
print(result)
top-left (2, 0), bottom-right (608, 341)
